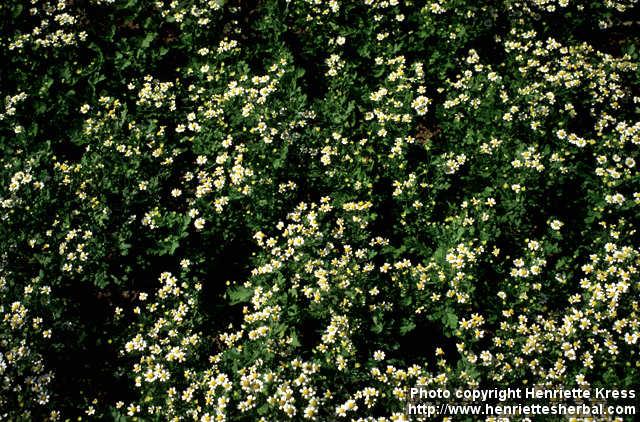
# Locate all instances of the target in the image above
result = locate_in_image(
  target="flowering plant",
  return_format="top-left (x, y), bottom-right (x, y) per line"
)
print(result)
top-left (1, 0), bottom-right (639, 420)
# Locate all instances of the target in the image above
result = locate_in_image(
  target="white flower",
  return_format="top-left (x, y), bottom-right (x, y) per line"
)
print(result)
top-left (411, 95), bottom-right (431, 115)
top-left (194, 217), bottom-right (205, 230)
top-left (549, 219), bottom-right (564, 230)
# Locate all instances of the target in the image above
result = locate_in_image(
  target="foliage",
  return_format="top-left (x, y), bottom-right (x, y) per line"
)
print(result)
top-left (1, 0), bottom-right (639, 420)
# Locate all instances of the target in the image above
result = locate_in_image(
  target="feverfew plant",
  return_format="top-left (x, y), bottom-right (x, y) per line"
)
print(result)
top-left (1, 0), bottom-right (639, 420)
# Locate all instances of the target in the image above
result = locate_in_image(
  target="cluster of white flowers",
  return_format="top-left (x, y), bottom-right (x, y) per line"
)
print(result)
top-left (0, 272), bottom-right (58, 420)
top-left (3, 0), bottom-right (640, 419)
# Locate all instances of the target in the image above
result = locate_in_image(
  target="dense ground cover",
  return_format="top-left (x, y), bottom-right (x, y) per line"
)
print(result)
top-left (1, 0), bottom-right (639, 420)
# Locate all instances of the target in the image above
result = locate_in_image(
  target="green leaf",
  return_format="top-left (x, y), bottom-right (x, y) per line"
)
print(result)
top-left (290, 331), bottom-right (301, 347)
top-left (399, 318), bottom-right (416, 335)
top-left (141, 33), bottom-right (155, 49)
top-left (227, 286), bottom-right (253, 305)
top-left (371, 314), bottom-right (384, 334)
top-left (12, 4), bottom-right (23, 18)
top-left (444, 312), bottom-right (458, 330)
